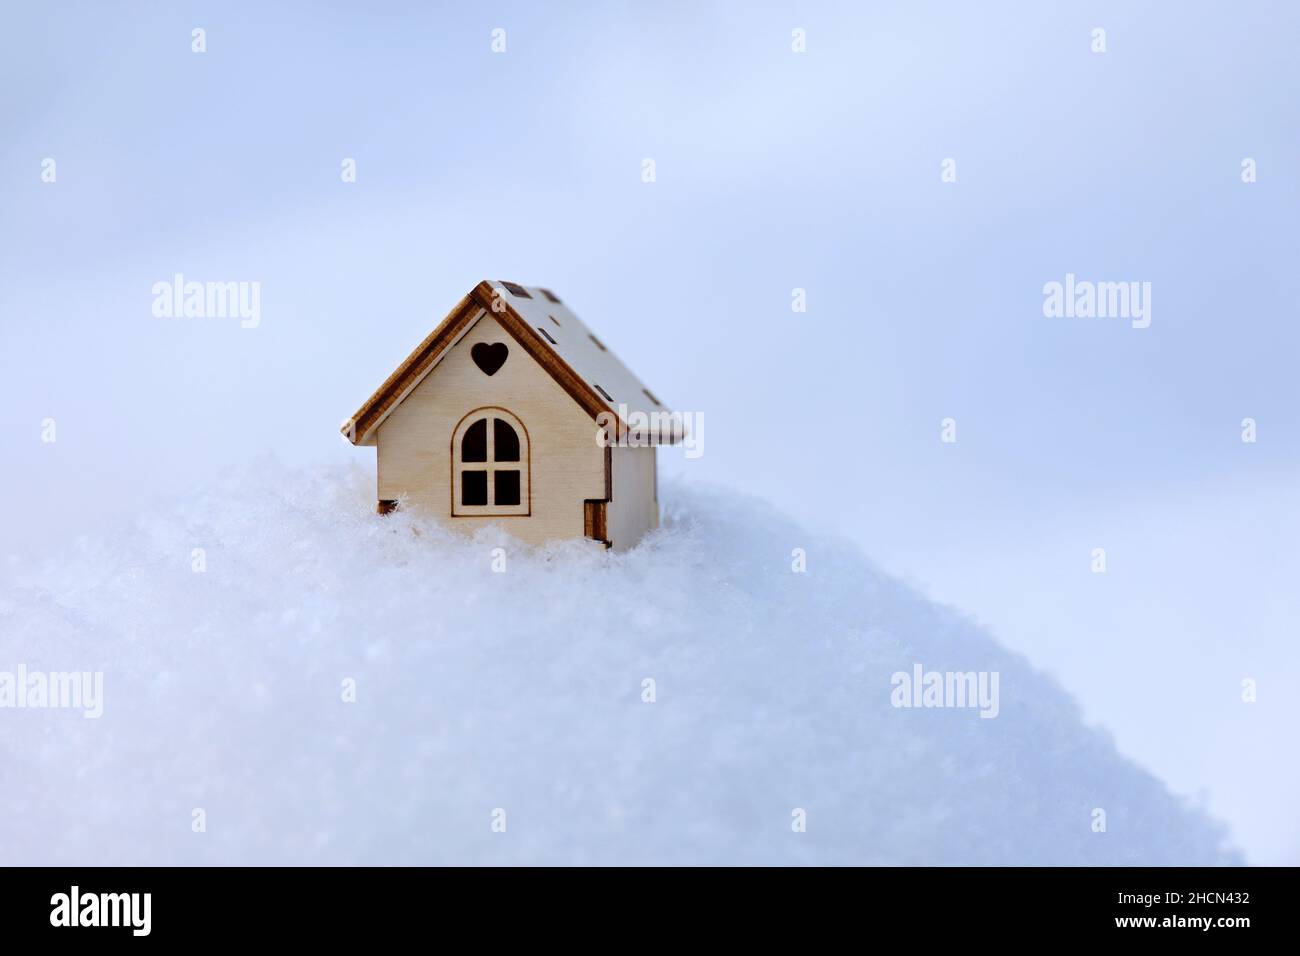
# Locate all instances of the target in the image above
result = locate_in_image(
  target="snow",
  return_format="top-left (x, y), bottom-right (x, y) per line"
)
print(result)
top-left (0, 461), bottom-right (1239, 864)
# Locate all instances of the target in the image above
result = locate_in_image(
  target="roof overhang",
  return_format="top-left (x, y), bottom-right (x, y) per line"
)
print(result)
top-left (341, 281), bottom-right (684, 447)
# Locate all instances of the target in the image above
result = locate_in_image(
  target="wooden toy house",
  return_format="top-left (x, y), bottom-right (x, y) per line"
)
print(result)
top-left (341, 281), bottom-right (681, 551)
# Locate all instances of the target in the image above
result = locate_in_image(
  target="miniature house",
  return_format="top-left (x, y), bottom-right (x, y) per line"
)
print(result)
top-left (342, 281), bottom-right (681, 551)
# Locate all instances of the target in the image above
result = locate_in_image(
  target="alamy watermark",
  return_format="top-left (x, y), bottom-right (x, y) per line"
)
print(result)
top-left (0, 664), bottom-right (103, 718)
top-left (50, 886), bottom-right (150, 936)
top-left (890, 663), bottom-right (999, 718)
top-left (596, 404), bottom-right (704, 459)
top-left (152, 273), bottom-right (261, 328)
top-left (1042, 273), bottom-right (1151, 329)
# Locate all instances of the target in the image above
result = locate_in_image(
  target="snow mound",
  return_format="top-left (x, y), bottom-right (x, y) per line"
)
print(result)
top-left (0, 461), bottom-right (1238, 864)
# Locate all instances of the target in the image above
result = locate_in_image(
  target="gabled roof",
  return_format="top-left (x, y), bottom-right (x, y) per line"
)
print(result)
top-left (341, 280), bottom-right (682, 446)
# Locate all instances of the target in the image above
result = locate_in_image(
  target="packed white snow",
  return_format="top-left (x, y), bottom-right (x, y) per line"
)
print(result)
top-left (0, 461), bottom-right (1238, 865)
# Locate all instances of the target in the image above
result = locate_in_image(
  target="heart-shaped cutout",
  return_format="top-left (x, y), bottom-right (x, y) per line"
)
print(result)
top-left (471, 342), bottom-right (508, 376)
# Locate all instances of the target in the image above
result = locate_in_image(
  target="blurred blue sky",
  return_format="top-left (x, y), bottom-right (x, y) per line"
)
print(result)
top-left (2, 1), bottom-right (1297, 862)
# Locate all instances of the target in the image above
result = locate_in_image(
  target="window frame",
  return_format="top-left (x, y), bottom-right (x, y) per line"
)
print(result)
top-left (450, 406), bottom-right (531, 517)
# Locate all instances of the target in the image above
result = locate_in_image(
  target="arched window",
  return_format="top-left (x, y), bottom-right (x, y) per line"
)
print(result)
top-left (452, 408), bottom-right (530, 516)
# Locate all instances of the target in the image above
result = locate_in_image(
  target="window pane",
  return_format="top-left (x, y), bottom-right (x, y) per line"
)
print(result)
top-left (495, 470), bottom-right (520, 506)
top-left (461, 419), bottom-right (487, 462)
top-left (461, 470), bottom-right (487, 505)
top-left (494, 419), bottom-right (520, 462)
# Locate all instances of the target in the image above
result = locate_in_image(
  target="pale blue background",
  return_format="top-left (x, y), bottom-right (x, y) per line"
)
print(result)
top-left (2, 1), bottom-right (1297, 862)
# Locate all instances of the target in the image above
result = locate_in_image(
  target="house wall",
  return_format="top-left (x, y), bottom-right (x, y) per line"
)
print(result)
top-left (376, 313), bottom-right (607, 546)
top-left (608, 444), bottom-right (659, 551)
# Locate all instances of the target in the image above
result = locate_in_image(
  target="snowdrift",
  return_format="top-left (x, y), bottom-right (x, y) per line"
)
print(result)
top-left (0, 462), bottom-right (1238, 864)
